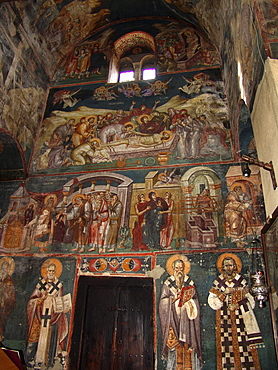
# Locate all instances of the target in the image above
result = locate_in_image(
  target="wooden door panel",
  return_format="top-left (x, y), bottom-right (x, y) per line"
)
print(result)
top-left (80, 285), bottom-right (118, 369)
top-left (70, 276), bottom-right (154, 370)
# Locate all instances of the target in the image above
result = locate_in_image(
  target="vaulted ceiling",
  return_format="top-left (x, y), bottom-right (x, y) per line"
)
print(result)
top-left (18, 0), bottom-right (213, 78)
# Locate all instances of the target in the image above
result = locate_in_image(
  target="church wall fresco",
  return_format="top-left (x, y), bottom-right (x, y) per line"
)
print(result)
top-left (0, 157), bottom-right (275, 368)
top-left (32, 69), bottom-right (231, 175)
top-left (188, 0), bottom-right (275, 130)
top-left (0, 250), bottom-right (276, 369)
top-left (0, 1), bottom-right (277, 369)
top-left (0, 256), bottom-right (76, 366)
top-left (0, 1), bottom-right (276, 180)
top-left (256, 0), bottom-right (278, 58)
top-left (0, 163), bottom-right (267, 254)
top-left (53, 20), bottom-right (219, 83)
top-left (0, 4), bottom-right (49, 174)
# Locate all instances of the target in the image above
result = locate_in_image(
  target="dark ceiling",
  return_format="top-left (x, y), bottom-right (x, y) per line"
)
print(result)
top-left (101, 0), bottom-right (199, 27)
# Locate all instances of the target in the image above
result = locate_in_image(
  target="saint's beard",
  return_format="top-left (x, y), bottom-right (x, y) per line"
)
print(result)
top-left (223, 270), bottom-right (236, 280)
top-left (174, 271), bottom-right (184, 289)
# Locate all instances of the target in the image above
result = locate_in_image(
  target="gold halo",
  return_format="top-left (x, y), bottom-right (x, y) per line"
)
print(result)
top-left (89, 137), bottom-right (101, 145)
top-left (86, 115), bottom-right (97, 123)
top-left (41, 258), bottom-right (63, 279)
top-left (72, 194), bottom-right (86, 204)
top-left (0, 257), bottom-right (15, 276)
top-left (230, 182), bottom-right (248, 194)
top-left (158, 172), bottom-right (167, 181)
top-left (216, 253), bottom-right (242, 274)
top-left (124, 122), bottom-right (136, 130)
top-left (166, 254), bottom-right (190, 276)
top-left (146, 190), bottom-right (158, 200)
top-left (44, 194), bottom-right (57, 206)
top-left (138, 114), bottom-right (151, 125)
top-left (161, 130), bottom-right (173, 142)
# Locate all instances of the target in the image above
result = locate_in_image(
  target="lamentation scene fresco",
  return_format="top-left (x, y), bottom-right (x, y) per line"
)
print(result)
top-left (0, 1), bottom-right (277, 369)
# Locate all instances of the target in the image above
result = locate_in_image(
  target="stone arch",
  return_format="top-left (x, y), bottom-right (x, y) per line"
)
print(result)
top-left (107, 31), bottom-right (156, 83)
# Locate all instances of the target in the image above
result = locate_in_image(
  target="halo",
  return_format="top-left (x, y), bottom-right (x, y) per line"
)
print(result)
top-left (41, 258), bottom-right (63, 279)
top-left (85, 115), bottom-right (97, 123)
top-left (124, 121), bottom-right (136, 130)
top-left (158, 172), bottom-right (167, 182)
top-left (44, 194), bottom-right (57, 206)
top-left (216, 253), bottom-right (242, 274)
top-left (89, 137), bottom-right (101, 145)
top-left (26, 202), bottom-right (36, 211)
top-left (161, 130), bottom-right (173, 142)
top-left (72, 194), bottom-right (86, 204)
top-left (166, 254), bottom-right (190, 276)
top-left (230, 182), bottom-right (248, 194)
top-left (147, 190), bottom-right (158, 200)
top-left (0, 257), bottom-right (15, 276)
top-left (138, 114), bottom-right (151, 125)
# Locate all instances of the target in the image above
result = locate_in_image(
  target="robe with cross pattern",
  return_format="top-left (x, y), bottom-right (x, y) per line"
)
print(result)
top-left (208, 273), bottom-right (263, 370)
top-left (27, 276), bottom-right (68, 366)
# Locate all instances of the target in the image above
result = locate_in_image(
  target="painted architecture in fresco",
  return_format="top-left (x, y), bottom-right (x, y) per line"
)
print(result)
top-left (0, 1), bottom-right (277, 370)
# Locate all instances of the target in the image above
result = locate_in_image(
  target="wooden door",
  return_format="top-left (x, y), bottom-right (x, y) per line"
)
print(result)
top-left (69, 276), bottom-right (154, 370)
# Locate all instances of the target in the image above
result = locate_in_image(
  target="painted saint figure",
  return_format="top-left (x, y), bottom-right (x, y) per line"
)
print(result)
top-left (208, 253), bottom-right (263, 370)
top-left (30, 207), bottom-right (53, 253)
top-left (26, 259), bottom-right (70, 369)
top-left (88, 191), bottom-right (109, 253)
top-left (66, 194), bottom-right (89, 253)
top-left (131, 194), bottom-right (150, 251)
top-left (224, 185), bottom-right (251, 246)
top-left (0, 257), bottom-right (16, 342)
top-left (142, 192), bottom-right (168, 250)
top-left (160, 192), bottom-right (175, 249)
top-left (159, 255), bottom-right (203, 370)
top-left (105, 194), bottom-right (123, 252)
top-left (195, 188), bottom-right (216, 219)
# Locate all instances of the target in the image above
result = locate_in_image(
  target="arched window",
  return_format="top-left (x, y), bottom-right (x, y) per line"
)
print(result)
top-left (107, 31), bottom-right (156, 83)
top-left (118, 58), bottom-right (135, 82)
top-left (141, 55), bottom-right (156, 80)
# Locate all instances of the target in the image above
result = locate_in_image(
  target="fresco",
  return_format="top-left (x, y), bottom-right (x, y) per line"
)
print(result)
top-left (208, 253), bottom-right (263, 370)
top-left (0, 257), bottom-right (16, 343)
top-left (158, 254), bottom-right (203, 369)
top-left (80, 255), bottom-right (152, 274)
top-left (0, 4), bottom-right (48, 173)
top-left (14, 0), bottom-right (111, 72)
top-left (0, 247), bottom-right (275, 369)
top-left (0, 1), bottom-right (275, 178)
top-left (257, 0), bottom-right (278, 58)
top-left (54, 21), bottom-right (219, 83)
top-left (31, 70), bottom-right (231, 174)
top-left (0, 132), bottom-right (25, 180)
top-left (15, 0), bottom-right (216, 76)
top-left (155, 251), bottom-right (276, 370)
top-left (0, 163), bottom-right (265, 256)
top-left (25, 258), bottom-right (72, 368)
top-left (0, 1), bottom-right (277, 369)
top-left (0, 256), bottom-right (75, 370)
